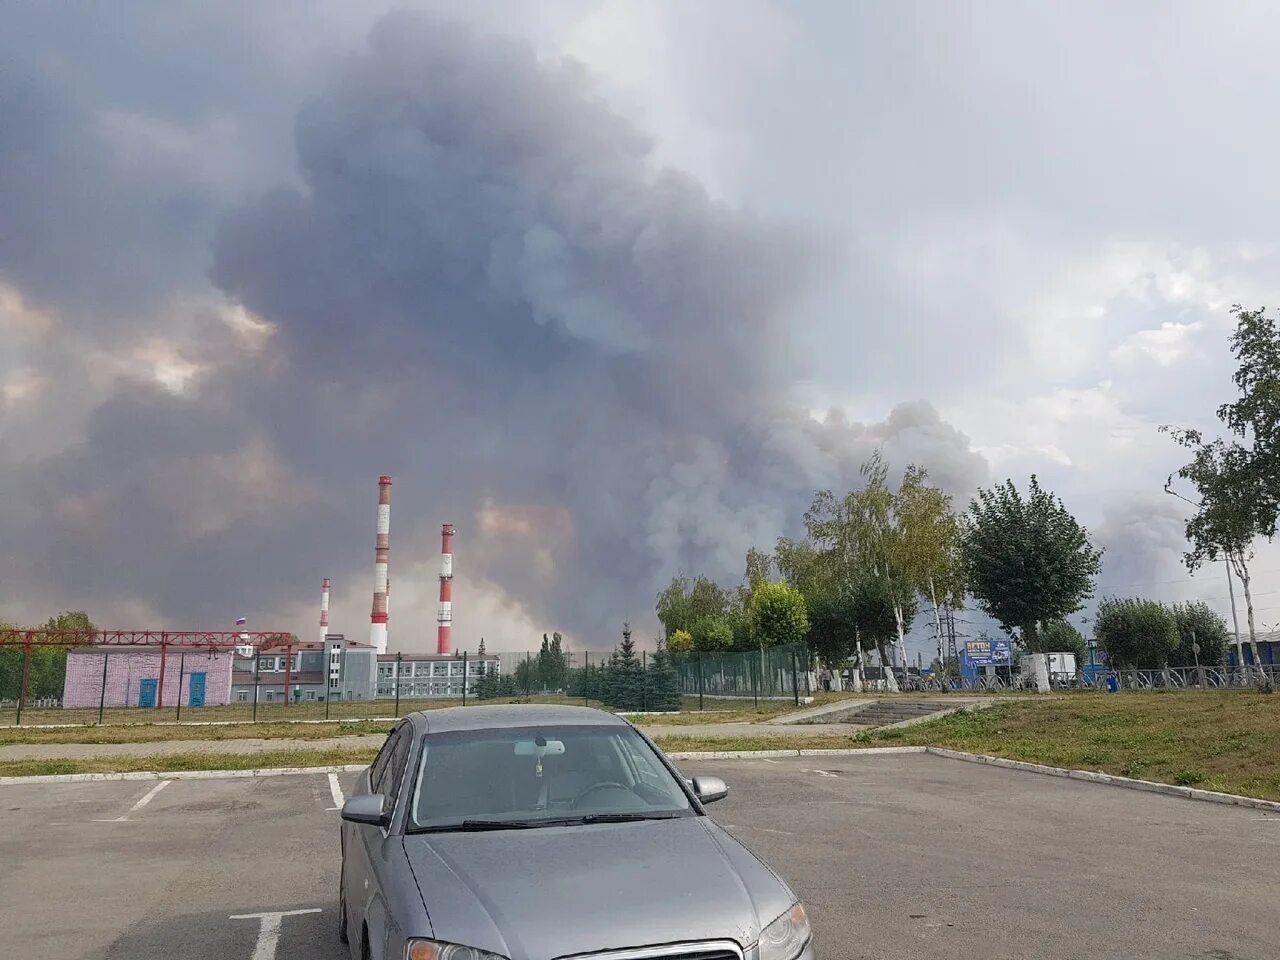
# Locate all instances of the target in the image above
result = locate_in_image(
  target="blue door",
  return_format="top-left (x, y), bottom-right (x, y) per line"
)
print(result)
top-left (189, 672), bottom-right (206, 707)
top-left (138, 678), bottom-right (158, 708)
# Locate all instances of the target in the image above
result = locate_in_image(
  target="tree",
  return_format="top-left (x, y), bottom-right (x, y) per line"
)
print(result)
top-left (688, 615), bottom-right (734, 652)
top-left (962, 476), bottom-right (1102, 648)
top-left (602, 623), bottom-right (644, 711)
top-left (1162, 305), bottom-right (1280, 671)
top-left (655, 574), bottom-right (732, 639)
top-left (850, 573), bottom-right (908, 673)
top-left (804, 586), bottom-right (859, 669)
top-left (1162, 434), bottom-right (1266, 669)
top-left (800, 454), bottom-right (918, 679)
top-left (1032, 620), bottom-right (1088, 667)
top-left (748, 581), bottom-right (810, 649)
top-left (513, 655), bottom-right (537, 697)
top-left (893, 466), bottom-right (966, 672)
top-left (1168, 601), bottom-right (1229, 668)
top-left (1094, 598), bottom-right (1179, 669)
top-left (667, 629), bottom-right (694, 654)
top-left (535, 632), bottom-right (569, 692)
top-left (646, 639), bottom-right (681, 711)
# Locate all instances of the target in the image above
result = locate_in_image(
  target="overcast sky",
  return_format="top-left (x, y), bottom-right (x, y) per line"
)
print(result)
top-left (5, 1), bottom-right (1280, 656)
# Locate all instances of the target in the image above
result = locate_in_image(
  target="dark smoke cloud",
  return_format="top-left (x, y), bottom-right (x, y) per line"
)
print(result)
top-left (6, 10), bottom-right (988, 644)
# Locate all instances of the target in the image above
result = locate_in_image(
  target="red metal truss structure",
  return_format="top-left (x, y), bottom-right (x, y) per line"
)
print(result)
top-left (0, 630), bottom-right (299, 714)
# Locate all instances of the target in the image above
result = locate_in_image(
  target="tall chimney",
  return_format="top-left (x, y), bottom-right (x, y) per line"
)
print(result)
top-left (438, 523), bottom-right (454, 654)
top-left (319, 578), bottom-right (331, 645)
top-left (370, 476), bottom-right (392, 654)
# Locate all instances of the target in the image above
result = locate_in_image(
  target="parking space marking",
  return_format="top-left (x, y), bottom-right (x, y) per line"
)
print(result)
top-left (92, 779), bottom-right (170, 822)
top-left (229, 908), bottom-right (322, 960)
top-left (327, 773), bottom-right (344, 811)
top-left (803, 768), bottom-right (839, 778)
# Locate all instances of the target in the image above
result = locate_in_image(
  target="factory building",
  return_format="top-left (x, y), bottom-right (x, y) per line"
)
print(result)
top-left (375, 652), bottom-right (500, 699)
top-left (228, 635), bottom-right (379, 704)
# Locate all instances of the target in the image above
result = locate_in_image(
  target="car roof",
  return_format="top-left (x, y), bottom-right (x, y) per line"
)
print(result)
top-left (408, 703), bottom-right (628, 733)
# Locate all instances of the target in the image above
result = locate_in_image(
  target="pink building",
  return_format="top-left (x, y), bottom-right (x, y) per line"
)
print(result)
top-left (61, 647), bottom-right (235, 709)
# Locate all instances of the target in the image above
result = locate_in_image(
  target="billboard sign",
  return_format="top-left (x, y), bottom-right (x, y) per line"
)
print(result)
top-left (964, 638), bottom-right (1012, 666)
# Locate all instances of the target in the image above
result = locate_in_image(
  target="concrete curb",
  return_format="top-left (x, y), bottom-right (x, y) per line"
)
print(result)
top-left (924, 747), bottom-right (1280, 813)
top-left (0, 763), bottom-right (369, 785)
top-left (666, 746), bottom-right (928, 761)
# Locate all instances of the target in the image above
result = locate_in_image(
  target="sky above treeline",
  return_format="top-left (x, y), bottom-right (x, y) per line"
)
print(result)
top-left (5, 1), bottom-right (1280, 657)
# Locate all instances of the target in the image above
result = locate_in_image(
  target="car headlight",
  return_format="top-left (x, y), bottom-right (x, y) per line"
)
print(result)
top-left (406, 939), bottom-right (508, 960)
top-left (757, 902), bottom-right (811, 960)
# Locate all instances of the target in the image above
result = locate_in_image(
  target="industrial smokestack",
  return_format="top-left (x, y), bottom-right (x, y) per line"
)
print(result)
top-left (319, 577), bottom-right (331, 645)
top-left (370, 475), bottom-right (392, 654)
top-left (438, 523), bottom-right (454, 654)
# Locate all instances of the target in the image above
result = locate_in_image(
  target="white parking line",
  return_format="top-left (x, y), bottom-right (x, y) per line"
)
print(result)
top-left (803, 768), bottom-right (839, 778)
top-left (327, 773), bottom-right (344, 811)
top-left (92, 780), bottom-right (170, 822)
top-left (230, 909), bottom-right (322, 960)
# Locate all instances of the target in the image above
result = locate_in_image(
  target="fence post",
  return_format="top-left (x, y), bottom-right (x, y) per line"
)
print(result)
top-left (791, 649), bottom-right (800, 707)
top-left (524, 652), bottom-right (531, 700)
top-left (642, 650), bottom-right (647, 712)
top-left (752, 654), bottom-right (758, 709)
top-left (584, 651), bottom-right (590, 706)
top-left (462, 651), bottom-right (468, 705)
top-left (395, 651), bottom-right (402, 716)
top-left (325, 682), bottom-right (331, 720)
top-left (98, 651), bottom-right (110, 724)
top-left (283, 642), bottom-right (293, 709)
top-left (176, 652), bottom-right (186, 721)
top-left (252, 649), bottom-right (260, 722)
top-left (698, 652), bottom-right (704, 711)
top-left (156, 634), bottom-right (168, 711)
top-left (17, 635), bottom-right (32, 725)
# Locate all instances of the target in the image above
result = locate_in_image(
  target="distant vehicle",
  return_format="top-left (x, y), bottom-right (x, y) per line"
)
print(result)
top-left (339, 703), bottom-right (814, 960)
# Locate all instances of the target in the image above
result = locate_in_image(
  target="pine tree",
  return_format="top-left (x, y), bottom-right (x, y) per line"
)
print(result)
top-left (647, 638), bottom-right (681, 711)
top-left (478, 637), bottom-right (486, 656)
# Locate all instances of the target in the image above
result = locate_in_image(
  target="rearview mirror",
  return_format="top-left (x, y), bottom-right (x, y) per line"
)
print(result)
top-left (691, 776), bottom-right (729, 805)
top-left (341, 793), bottom-right (390, 827)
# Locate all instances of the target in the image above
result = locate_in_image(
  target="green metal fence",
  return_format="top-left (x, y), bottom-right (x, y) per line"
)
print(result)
top-left (671, 645), bottom-right (807, 707)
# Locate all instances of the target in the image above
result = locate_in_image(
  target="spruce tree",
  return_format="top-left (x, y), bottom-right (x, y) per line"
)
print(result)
top-left (610, 622), bottom-right (644, 711)
top-left (647, 638), bottom-right (681, 711)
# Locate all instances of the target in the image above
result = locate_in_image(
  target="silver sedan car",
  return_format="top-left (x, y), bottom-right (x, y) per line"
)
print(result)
top-left (339, 703), bottom-right (815, 960)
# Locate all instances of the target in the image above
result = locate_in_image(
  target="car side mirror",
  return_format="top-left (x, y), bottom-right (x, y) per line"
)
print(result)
top-left (341, 793), bottom-right (390, 827)
top-left (691, 776), bottom-right (729, 805)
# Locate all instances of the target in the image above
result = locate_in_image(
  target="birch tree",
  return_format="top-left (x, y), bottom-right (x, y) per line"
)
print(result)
top-left (892, 466), bottom-right (966, 674)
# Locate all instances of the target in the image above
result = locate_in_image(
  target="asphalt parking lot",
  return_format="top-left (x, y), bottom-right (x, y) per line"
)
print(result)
top-left (1, 754), bottom-right (1276, 960)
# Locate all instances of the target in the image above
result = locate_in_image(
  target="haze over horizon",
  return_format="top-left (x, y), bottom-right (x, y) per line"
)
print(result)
top-left (5, 1), bottom-right (1280, 658)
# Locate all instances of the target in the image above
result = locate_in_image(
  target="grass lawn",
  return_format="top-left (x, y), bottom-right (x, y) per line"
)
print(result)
top-left (866, 692), bottom-right (1280, 801)
top-left (0, 719), bottom-right (395, 746)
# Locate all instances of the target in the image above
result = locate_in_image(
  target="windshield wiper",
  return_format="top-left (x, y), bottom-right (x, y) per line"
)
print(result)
top-left (410, 812), bottom-right (684, 833)
top-left (411, 819), bottom-right (550, 833)
top-left (547, 812), bottom-right (685, 825)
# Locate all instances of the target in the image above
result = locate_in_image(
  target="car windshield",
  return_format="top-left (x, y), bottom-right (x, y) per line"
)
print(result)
top-left (406, 724), bottom-right (695, 832)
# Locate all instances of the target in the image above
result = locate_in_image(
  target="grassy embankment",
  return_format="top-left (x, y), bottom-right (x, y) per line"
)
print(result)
top-left (655, 693), bottom-right (1280, 800)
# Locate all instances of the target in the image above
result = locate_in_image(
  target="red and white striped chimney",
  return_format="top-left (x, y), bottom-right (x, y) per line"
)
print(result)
top-left (370, 476), bottom-right (392, 654)
top-left (437, 523), bottom-right (454, 654)
top-left (318, 578), bottom-right (331, 644)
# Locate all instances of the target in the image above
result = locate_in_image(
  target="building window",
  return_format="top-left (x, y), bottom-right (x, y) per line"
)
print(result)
top-left (306, 691), bottom-right (316, 701)
top-left (265, 691), bottom-right (274, 702)
top-left (236, 690), bottom-right (248, 703)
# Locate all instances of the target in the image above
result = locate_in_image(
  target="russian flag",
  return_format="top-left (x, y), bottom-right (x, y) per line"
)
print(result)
top-left (235, 616), bottom-right (247, 626)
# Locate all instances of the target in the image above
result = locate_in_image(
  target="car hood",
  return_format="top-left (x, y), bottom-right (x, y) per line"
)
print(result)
top-left (404, 816), bottom-right (794, 959)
